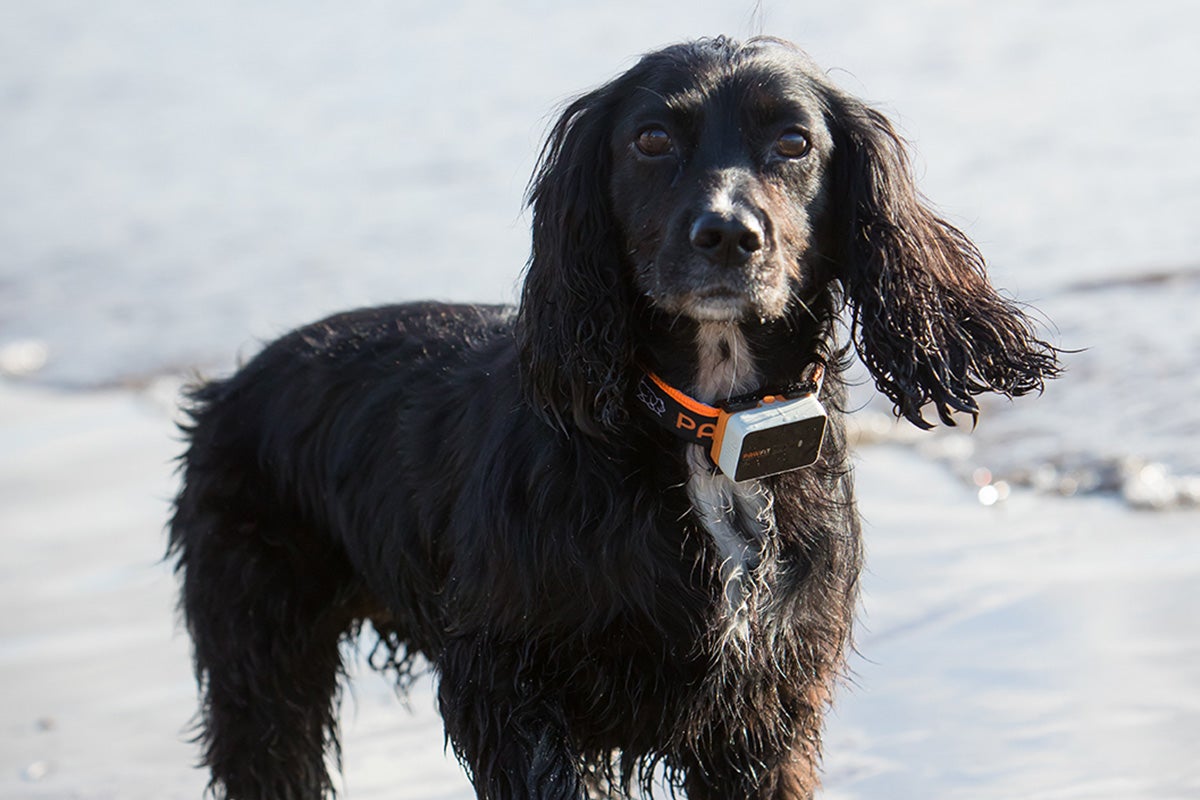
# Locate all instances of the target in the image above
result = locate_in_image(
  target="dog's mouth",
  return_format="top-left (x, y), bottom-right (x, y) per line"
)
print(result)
top-left (636, 249), bottom-right (796, 323)
top-left (665, 268), bottom-right (794, 322)
top-left (679, 286), bottom-right (752, 321)
top-left (696, 286), bottom-right (740, 299)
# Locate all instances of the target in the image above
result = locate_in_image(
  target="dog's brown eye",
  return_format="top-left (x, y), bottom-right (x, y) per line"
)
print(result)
top-left (635, 127), bottom-right (673, 157)
top-left (776, 129), bottom-right (811, 158)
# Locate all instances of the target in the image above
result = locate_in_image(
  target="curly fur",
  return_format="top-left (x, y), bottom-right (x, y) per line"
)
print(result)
top-left (169, 37), bottom-right (1058, 800)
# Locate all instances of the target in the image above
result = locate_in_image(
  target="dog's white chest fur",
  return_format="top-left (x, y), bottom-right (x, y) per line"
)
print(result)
top-left (686, 323), bottom-right (773, 643)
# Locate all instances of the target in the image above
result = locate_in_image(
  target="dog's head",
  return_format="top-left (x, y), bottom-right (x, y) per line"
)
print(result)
top-left (518, 37), bottom-right (1059, 436)
top-left (605, 40), bottom-right (835, 325)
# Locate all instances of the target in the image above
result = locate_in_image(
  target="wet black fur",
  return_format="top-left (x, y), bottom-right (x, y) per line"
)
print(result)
top-left (169, 37), bottom-right (1058, 799)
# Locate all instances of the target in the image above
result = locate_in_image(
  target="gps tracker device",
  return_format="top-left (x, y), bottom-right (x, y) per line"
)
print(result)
top-left (637, 360), bottom-right (828, 482)
top-left (710, 392), bottom-right (827, 482)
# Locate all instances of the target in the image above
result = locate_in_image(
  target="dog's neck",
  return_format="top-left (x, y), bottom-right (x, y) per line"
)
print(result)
top-left (677, 320), bottom-right (770, 648)
top-left (634, 304), bottom-right (834, 649)
top-left (690, 322), bottom-right (760, 404)
top-left (635, 313), bottom-right (760, 405)
top-left (636, 306), bottom-right (829, 404)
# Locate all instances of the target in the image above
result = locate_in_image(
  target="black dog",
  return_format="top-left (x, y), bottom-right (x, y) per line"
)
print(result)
top-left (170, 37), bottom-right (1058, 799)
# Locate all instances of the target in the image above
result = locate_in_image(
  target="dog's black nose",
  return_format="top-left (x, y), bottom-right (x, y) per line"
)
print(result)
top-left (689, 211), bottom-right (764, 266)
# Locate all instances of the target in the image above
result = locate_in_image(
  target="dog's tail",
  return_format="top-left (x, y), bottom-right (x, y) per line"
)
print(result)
top-left (168, 377), bottom-right (358, 800)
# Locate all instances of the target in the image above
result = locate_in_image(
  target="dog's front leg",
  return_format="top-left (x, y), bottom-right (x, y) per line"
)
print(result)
top-left (437, 638), bottom-right (586, 800)
top-left (683, 727), bottom-right (822, 800)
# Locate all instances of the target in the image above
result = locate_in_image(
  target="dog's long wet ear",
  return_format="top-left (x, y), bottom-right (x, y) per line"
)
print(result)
top-left (822, 91), bottom-right (1061, 428)
top-left (516, 86), bottom-right (632, 438)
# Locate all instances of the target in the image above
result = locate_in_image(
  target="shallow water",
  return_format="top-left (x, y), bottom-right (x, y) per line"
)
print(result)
top-left (3, 0), bottom-right (1198, 507)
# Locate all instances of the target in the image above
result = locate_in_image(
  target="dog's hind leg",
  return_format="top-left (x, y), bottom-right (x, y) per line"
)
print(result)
top-left (171, 463), bottom-right (359, 800)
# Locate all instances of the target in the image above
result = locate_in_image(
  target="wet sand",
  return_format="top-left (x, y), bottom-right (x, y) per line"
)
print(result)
top-left (2, 379), bottom-right (1196, 799)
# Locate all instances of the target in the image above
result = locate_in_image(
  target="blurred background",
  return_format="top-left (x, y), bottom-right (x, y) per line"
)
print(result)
top-left (2, 1), bottom-right (1198, 798)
